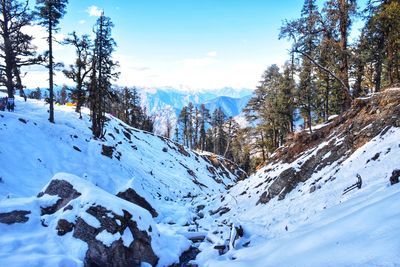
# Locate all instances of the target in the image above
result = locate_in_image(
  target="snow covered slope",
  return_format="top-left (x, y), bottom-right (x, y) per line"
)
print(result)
top-left (1, 89), bottom-right (399, 267)
top-left (189, 89), bottom-right (400, 266)
top-left (0, 92), bottom-right (245, 266)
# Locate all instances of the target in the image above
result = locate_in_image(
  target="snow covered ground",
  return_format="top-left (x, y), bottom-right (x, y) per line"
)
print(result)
top-left (0, 92), bottom-right (399, 267)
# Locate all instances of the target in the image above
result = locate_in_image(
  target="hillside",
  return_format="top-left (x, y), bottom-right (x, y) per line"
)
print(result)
top-left (0, 93), bottom-right (245, 266)
top-left (0, 89), bottom-right (399, 267)
top-left (190, 88), bottom-right (400, 266)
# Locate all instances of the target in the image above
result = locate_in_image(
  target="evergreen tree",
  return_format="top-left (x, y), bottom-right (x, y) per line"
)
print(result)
top-left (35, 0), bottom-right (68, 123)
top-left (0, 0), bottom-right (41, 99)
top-left (89, 13), bottom-right (119, 138)
top-left (211, 107), bottom-right (226, 155)
top-left (198, 104), bottom-right (210, 151)
top-left (63, 31), bottom-right (92, 118)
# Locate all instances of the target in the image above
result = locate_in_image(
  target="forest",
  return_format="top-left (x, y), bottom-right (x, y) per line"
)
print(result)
top-left (1, 0), bottom-right (399, 173)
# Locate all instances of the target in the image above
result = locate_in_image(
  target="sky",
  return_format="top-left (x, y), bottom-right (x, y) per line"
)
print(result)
top-left (23, 0), bottom-right (366, 91)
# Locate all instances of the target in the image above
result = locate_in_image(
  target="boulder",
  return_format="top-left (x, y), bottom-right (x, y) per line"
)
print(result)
top-left (38, 176), bottom-right (159, 267)
top-left (390, 169), bottom-right (400, 185)
top-left (0, 210), bottom-right (31, 224)
top-left (117, 188), bottom-right (158, 218)
top-left (37, 179), bottom-right (81, 215)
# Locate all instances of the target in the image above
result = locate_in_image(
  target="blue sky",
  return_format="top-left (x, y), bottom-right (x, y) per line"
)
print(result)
top-left (24, 0), bottom-right (366, 91)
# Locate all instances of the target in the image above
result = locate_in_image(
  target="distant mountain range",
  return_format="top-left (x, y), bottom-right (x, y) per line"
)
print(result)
top-left (25, 86), bottom-right (254, 135)
top-left (136, 87), bottom-right (253, 135)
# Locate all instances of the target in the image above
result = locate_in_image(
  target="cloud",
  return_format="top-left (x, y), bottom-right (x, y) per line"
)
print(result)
top-left (132, 67), bottom-right (150, 72)
top-left (86, 5), bottom-right (103, 17)
top-left (78, 20), bottom-right (86, 25)
top-left (182, 52), bottom-right (219, 69)
top-left (207, 51), bottom-right (217, 57)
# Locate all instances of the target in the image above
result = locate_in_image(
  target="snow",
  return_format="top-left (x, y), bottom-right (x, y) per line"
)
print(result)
top-left (193, 126), bottom-right (400, 267)
top-left (1, 92), bottom-right (399, 267)
top-left (96, 230), bottom-right (121, 247)
top-left (121, 228), bottom-right (134, 247)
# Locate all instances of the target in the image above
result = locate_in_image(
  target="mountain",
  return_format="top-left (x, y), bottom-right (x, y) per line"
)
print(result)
top-left (1, 89), bottom-right (399, 266)
top-left (136, 87), bottom-right (252, 135)
top-left (24, 86), bottom-right (254, 135)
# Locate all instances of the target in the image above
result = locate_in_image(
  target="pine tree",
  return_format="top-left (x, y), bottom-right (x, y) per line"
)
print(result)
top-left (89, 13), bottom-right (119, 138)
top-left (198, 104), bottom-right (210, 151)
top-left (63, 32), bottom-right (92, 118)
top-left (211, 107), bottom-right (226, 155)
top-left (0, 0), bottom-right (41, 99)
top-left (178, 106), bottom-right (189, 146)
top-left (35, 0), bottom-right (68, 123)
top-left (323, 0), bottom-right (356, 111)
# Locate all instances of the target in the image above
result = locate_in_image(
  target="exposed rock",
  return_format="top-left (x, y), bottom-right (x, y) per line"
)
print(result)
top-left (117, 188), bottom-right (158, 218)
top-left (72, 207), bottom-right (158, 267)
top-left (0, 210), bottom-right (31, 224)
top-left (162, 147), bottom-right (168, 152)
top-left (390, 169), bottom-right (400, 185)
top-left (39, 178), bottom-right (159, 267)
top-left (101, 145), bottom-right (114, 158)
top-left (177, 144), bottom-right (190, 157)
top-left (209, 206), bottom-right (230, 216)
top-left (170, 246), bottom-right (200, 267)
top-left (18, 118), bottom-right (27, 124)
top-left (38, 179), bottom-right (81, 215)
top-left (57, 219), bottom-right (74, 236)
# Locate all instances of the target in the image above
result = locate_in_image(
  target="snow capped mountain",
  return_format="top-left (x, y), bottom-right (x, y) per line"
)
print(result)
top-left (136, 87), bottom-right (253, 135)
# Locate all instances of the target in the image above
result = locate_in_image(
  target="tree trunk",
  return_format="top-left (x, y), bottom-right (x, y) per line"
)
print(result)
top-left (339, 0), bottom-right (351, 112)
top-left (2, 1), bottom-right (14, 98)
top-left (49, 15), bottom-right (55, 123)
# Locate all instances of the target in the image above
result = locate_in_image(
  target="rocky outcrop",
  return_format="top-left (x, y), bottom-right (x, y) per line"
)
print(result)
top-left (117, 188), bottom-right (158, 218)
top-left (38, 176), bottom-right (159, 267)
top-left (203, 154), bottom-right (247, 181)
top-left (257, 89), bottom-right (400, 204)
top-left (0, 210), bottom-right (31, 224)
top-left (38, 179), bottom-right (81, 215)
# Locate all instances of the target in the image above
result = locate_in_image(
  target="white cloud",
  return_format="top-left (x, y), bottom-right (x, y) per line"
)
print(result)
top-left (181, 52), bottom-right (219, 69)
top-left (207, 51), bottom-right (217, 57)
top-left (86, 5), bottom-right (103, 17)
top-left (182, 57), bottom-right (218, 69)
top-left (78, 20), bottom-right (86, 25)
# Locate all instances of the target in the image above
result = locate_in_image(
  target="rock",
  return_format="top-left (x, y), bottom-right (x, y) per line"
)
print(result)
top-left (162, 147), bottom-right (168, 152)
top-left (390, 169), bottom-right (400, 185)
top-left (72, 207), bottom-right (158, 267)
top-left (256, 191), bottom-right (271, 205)
top-left (117, 189), bottom-right (158, 218)
top-left (18, 118), bottom-right (27, 124)
top-left (57, 219), bottom-right (74, 236)
top-left (170, 246), bottom-right (200, 267)
top-left (0, 210), bottom-right (31, 224)
top-left (196, 205), bottom-right (205, 213)
top-left (101, 145), bottom-right (114, 158)
top-left (38, 179), bottom-right (81, 215)
top-left (73, 146), bottom-right (81, 152)
top-left (309, 185), bottom-right (316, 193)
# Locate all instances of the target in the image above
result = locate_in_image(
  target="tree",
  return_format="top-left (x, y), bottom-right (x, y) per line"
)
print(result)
top-left (0, 0), bottom-right (41, 99)
top-left (178, 106), bottom-right (189, 146)
top-left (363, 0), bottom-right (400, 91)
top-left (211, 107), bottom-right (226, 155)
top-left (323, 0), bottom-right (356, 110)
top-left (35, 0), bottom-right (68, 123)
top-left (198, 104), bottom-right (210, 151)
top-left (89, 13), bottom-right (119, 138)
top-left (63, 32), bottom-right (92, 118)
top-left (280, 0), bottom-right (321, 132)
